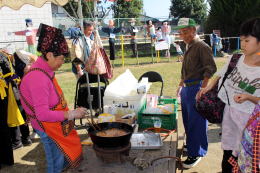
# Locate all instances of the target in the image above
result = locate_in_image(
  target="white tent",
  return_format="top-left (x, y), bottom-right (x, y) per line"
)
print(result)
top-left (0, 0), bottom-right (69, 10)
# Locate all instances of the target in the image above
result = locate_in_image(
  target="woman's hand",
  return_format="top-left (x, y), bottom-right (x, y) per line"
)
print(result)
top-left (67, 107), bottom-right (87, 120)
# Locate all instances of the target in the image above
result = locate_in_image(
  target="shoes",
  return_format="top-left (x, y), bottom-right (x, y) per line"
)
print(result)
top-left (22, 138), bottom-right (32, 146)
top-left (12, 143), bottom-right (23, 150)
top-left (182, 156), bottom-right (201, 168)
top-left (30, 132), bottom-right (40, 139)
top-left (183, 145), bottom-right (187, 152)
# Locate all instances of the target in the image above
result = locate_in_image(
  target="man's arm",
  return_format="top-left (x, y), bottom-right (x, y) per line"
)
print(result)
top-left (200, 43), bottom-right (217, 80)
top-left (114, 27), bottom-right (122, 34)
top-left (178, 80), bottom-right (184, 87)
top-left (101, 27), bottom-right (109, 34)
top-left (201, 77), bottom-right (209, 88)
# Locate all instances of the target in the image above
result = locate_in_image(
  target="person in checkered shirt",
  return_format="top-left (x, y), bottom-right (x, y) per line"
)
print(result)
top-left (228, 101), bottom-right (259, 173)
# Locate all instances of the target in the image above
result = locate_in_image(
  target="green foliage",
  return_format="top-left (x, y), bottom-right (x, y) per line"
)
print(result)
top-left (113, 0), bottom-right (143, 18)
top-left (63, 0), bottom-right (94, 18)
top-left (170, 0), bottom-right (207, 24)
top-left (204, 0), bottom-right (260, 37)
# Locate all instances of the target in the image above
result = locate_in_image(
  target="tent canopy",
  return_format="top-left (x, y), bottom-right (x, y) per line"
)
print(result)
top-left (0, 0), bottom-right (69, 10)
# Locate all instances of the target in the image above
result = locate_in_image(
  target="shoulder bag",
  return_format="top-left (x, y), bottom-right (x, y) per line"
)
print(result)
top-left (195, 54), bottom-right (242, 123)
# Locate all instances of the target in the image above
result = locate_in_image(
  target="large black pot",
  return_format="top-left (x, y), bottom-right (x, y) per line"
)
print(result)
top-left (87, 122), bottom-right (133, 148)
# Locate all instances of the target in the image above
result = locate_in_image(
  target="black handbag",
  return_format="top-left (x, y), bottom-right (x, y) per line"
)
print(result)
top-left (195, 54), bottom-right (242, 123)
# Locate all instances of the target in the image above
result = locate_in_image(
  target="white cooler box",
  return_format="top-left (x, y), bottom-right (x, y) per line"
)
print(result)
top-left (103, 69), bottom-right (149, 115)
top-left (103, 94), bottom-right (146, 114)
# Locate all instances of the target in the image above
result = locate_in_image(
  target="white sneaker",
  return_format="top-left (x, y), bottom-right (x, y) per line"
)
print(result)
top-left (182, 156), bottom-right (201, 169)
top-left (30, 132), bottom-right (40, 139)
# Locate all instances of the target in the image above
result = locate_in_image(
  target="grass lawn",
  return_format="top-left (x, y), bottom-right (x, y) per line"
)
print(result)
top-left (56, 56), bottom-right (227, 109)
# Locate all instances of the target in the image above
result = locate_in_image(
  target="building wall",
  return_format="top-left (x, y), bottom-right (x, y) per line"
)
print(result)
top-left (0, 2), bottom-right (53, 53)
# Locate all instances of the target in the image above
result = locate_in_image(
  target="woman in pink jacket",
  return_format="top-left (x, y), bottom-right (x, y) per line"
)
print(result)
top-left (20, 24), bottom-right (86, 173)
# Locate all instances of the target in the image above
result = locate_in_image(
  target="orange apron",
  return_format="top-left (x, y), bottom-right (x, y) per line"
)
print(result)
top-left (21, 68), bottom-right (83, 169)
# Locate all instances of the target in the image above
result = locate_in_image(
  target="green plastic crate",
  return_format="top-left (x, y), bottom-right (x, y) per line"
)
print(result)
top-left (137, 98), bottom-right (178, 130)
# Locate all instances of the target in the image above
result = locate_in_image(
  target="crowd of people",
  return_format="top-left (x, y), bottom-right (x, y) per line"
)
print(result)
top-left (0, 16), bottom-right (259, 173)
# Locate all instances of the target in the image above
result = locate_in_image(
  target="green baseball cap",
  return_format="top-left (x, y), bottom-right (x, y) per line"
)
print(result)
top-left (174, 18), bottom-right (196, 30)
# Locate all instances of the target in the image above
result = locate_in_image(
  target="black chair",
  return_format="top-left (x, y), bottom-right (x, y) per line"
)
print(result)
top-left (74, 73), bottom-right (109, 125)
top-left (138, 71), bottom-right (164, 96)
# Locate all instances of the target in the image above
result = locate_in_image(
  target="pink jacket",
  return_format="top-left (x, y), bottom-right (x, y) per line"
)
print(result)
top-left (19, 57), bottom-right (65, 132)
top-left (14, 28), bottom-right (38, 45)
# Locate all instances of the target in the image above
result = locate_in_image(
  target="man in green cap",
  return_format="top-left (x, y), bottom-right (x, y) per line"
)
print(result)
top-left (175, 18), bottom-right (217, 168)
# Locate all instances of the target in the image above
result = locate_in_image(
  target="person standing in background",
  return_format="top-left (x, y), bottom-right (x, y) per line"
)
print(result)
top-left (161, 21), bottom-right (171, 57)
top-left (102, 19), bottom-right (122, 61)
top-left (173, 41), bottom-right (183, 62)
top-left (128, 18), bottom-right (138, 57)
top-left (146, 20), bottom-right (156, 43)
top-left (156, 27), bottom-right (163, 41)
top-left (9, 50), bottom-right (36, 149)
top-left (71, 21), bottom-right (94, 79)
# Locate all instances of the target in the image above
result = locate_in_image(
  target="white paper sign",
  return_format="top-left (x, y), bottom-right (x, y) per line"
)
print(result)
top-left (155, 41), bottom-right (170, 50)
top-left (110, 33), bottom-right (115, 39)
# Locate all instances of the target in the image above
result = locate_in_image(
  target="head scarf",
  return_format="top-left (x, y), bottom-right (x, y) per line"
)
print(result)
top-left (37, 23), bottom-right (69, 57)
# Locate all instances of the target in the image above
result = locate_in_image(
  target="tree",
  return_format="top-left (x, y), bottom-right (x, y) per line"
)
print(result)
top-left (113, 0), bottom-right (143, 18)
top-left (63, 0), bottom-right (94, 19)
top-left (170, 0), bottom-right (207, 24)
top-left (204, 0), bottom-right (260, 37)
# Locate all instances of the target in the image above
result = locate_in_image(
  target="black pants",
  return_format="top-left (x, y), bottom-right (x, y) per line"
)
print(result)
top-left (222, 150), bottom-right (236, 173)
top-left (10, 124), bottom-right (30, 145)
top-left (131, 39), bottom-right (137, 57)
top-left (10, 109), bottom-right (30, 145)
top-left (109, 38), bottom-right (115, 60)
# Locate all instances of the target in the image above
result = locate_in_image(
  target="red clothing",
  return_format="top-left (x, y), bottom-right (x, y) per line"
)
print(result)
top-left (14, 28), bottom-right (38, 45)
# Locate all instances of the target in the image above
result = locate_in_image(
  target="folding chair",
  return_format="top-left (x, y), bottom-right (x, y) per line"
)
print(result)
top-left (74, 73), bottom-right (109, 125)
top-left (138, 71), bottom-right (164, 97)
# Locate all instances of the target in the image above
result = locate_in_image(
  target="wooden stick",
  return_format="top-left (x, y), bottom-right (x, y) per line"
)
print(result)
top-left (86, 117), bottom-right (98, 132)
top-left (92, 120), bottom-right (102, 130)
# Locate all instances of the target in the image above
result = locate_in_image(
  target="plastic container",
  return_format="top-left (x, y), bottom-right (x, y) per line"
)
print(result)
top-left (137, 98), bottom-right (178, 130)
top-left (103, 94), bottom-right (147, 114)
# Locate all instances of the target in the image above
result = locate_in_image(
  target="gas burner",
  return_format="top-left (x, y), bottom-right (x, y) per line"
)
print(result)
top-left (93, 143), bottom-right (131, 163)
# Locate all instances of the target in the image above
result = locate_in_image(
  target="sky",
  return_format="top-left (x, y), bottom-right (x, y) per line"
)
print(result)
top-left (143, 0), bottom-right (171, 18)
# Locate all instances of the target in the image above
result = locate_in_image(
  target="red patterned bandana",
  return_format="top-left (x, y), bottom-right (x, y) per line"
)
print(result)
top-left (37, 23), bottom-right (69, 57)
